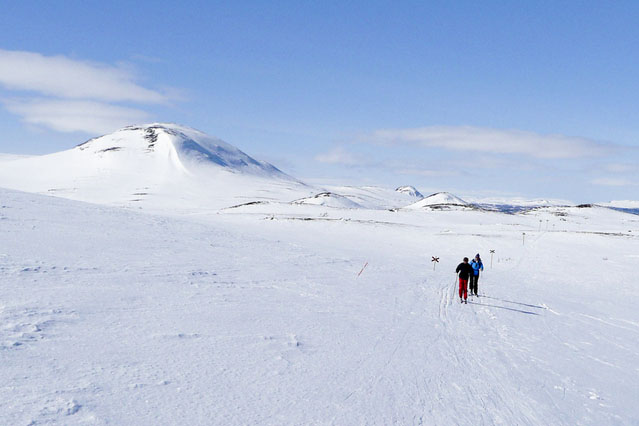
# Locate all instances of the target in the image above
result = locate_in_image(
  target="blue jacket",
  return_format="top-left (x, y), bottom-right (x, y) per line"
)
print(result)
top-left (470, 259), bottom-right (483, 276)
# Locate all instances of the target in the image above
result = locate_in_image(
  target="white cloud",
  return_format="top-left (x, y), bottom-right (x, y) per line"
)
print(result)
top-left (4, 98), bottom-right (150, 134)
top-left (369, 126), bottom-right (609, 159)
top-left (0, 49), bottom-right (166, 103)
top-left (315, 147), bottom-right (364, 165)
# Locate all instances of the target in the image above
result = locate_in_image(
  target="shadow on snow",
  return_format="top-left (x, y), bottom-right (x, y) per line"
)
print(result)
top-left (467, 301), bottom-right (540, 316)
top-left (480, 295), bottom-right (546, 310)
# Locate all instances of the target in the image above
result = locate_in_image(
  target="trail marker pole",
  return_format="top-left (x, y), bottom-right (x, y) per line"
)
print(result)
top-left (539, 220), bottom-right (542, 231)
top-left (489, 250), bottom-right (495, 268)
top-left (357, 262), bottom-right (368, 278)
top-left (432, 256), bottom-right (439, 271)
top-left (522, 232), bottom-right (526, 246)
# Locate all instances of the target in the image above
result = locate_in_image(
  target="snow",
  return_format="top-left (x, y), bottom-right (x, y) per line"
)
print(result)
top-left (2, 126), bottom-right (639, 424)
top-left (1, 185), bottom-right (639, 424)
top-left (0, 153), bottom-right (33, 161)
top-left (467, 196), bottom-right (572, 207)
top-left (395, 185), bottom-right (423, 198)
top-left (292, 192), bottom-right (362, 208)
top-left (404, 191), bottom-right (470, 209)
top-left (316, 184), bottom-right (426, 210)
top-left (0, 123), bottom-right (310, 211)
top-left (601, 200), bottom-right (639, 209)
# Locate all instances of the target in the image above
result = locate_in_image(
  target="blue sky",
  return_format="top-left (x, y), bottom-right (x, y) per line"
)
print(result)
top-left (1, 1), bottom-right (638, 202)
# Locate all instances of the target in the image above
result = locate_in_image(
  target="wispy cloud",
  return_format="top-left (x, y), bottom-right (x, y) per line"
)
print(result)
top-left (4, 98), bottom-right (150, 134)
top-left (368, 126), bottom-right (610, 159)
top-left (0, 49), bottom-right (173, 135)
top-left (591, 177), bottom-right (636, 187)
top-left (396, 168), bottom-right (459, 178)
top-left (0, 49), bottom-right (166, 103)
top-left (602, 163), bottom-right (637, 173)
top-left (315, 147), bottom-right (366, 166)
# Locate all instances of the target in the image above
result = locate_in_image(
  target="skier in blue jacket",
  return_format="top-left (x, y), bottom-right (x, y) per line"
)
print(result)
top-left (469, 254), bottom-right (484, 296)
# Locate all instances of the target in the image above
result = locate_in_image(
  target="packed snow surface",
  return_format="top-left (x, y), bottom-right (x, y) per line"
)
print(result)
top-left (1, 185), bottom-right (639, 425)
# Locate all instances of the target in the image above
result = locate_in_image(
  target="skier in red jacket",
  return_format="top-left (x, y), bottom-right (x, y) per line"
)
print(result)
top-left (455, 257), bottom-right (473, 304)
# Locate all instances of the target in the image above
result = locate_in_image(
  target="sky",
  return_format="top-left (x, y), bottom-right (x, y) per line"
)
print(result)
top-left (1, 0), bottom-right (638, 203)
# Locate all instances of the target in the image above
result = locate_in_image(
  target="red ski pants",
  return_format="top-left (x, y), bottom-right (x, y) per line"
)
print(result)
top-left (459, 278), bottom-right (468, 300)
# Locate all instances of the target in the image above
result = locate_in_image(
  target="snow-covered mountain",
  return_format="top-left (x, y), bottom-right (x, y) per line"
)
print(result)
top-left (395, 185), bottom-right (423, 198)
top-left (292, 192), bottom-right (362, 208)
top-left (403, 191), bottom-right (470, 210)
top-left (468, 196), bottom-right (572, 208)
top-left (75, 124), bottom-right (292, 178)
top-left (0, 124), bottom-right (311, 210)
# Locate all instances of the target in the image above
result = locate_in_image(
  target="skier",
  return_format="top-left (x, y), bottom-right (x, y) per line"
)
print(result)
top-left (469, 253), bottom-right (484, 296)
top-left (455, 257), bottom-right (473, 304)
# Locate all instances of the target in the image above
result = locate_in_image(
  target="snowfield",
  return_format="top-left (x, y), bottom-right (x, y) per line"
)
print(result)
top-left (1, 125), bottom-right (639, 425)
top-left (1, 187), bottom-right (638, 425)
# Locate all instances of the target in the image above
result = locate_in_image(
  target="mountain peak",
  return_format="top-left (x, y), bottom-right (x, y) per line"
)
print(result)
top-left (0, 123), bottom-right (306, 210)
top-left (74, 123), bottom-right (289, 178)
top-left (404, 192), bottom-right (469, 210)
top-left (395, 185), bottom-right (423, 198)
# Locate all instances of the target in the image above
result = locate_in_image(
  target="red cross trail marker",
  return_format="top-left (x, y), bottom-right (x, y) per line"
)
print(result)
top-left (432, 256), bottom-right (440, 270)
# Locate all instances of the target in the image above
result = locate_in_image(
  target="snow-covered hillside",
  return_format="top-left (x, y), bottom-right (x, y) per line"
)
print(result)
top-left (395, 185), bottom-right (423, 198)
top-left (292, 192), bottom-right (362, 208)
top-left (600, 200), bottom-right (639, 209)
top-left (404, 191), bottom-right (470, 210)
top-left (0, 124), bottom-right (311, 211)
top-left (468, 196), bottom-right (572, 207)
top-left (1, 186), bottom-right (639, 424)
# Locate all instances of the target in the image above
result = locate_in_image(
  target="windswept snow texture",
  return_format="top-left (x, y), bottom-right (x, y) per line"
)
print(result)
top-left (1, 186), bottom-right (639, 424)
top-left (0, 124), bottom-right (309, 210)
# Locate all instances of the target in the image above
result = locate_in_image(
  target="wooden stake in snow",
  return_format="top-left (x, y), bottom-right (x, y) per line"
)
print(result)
top-left (432, 256), bottom-right (439, 270)
top-left (489, 250), bottom-right (495, 268)
top-left (357, 262), bottom-right (369, 278)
